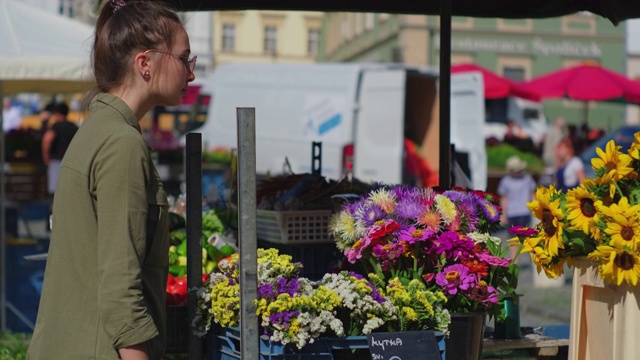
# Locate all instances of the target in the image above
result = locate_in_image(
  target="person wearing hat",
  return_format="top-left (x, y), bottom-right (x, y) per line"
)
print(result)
top-left (497, 155), bottom-right (537, 258)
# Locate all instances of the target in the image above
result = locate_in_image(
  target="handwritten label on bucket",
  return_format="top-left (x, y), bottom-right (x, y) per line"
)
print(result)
top-left (366, 330), bottom-right (441, 360)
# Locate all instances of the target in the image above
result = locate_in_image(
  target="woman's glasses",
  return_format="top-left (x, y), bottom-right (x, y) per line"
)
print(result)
top-left (144, 49), bottom-right (197, 73)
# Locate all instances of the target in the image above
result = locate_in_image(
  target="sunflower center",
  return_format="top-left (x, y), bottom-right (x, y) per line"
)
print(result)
top-left (605, 162), bottom-right (617, 172)
top-left (542, 209), bottom-right (557, 237)
top-left (579, 198), bottom-right (597, 218)
top-left (614, 252), bottom-right (635, 271)
top-left (621, 226), bottom-right (635, 241)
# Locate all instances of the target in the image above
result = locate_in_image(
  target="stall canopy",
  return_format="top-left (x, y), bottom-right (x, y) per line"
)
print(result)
top-left (166, 0), bottom-right (640, 25)
top-left (451, 64), bottom-right (541, 101)
top-left (0, 0), bottom-right (94, 332)
top-left (0, 0), bottom-right (94, 94)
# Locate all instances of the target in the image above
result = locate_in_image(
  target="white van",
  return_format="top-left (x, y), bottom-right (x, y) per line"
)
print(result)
top-left (484, 96), bottom-right (549, 145)
top-left (193, 63), bottom-right (487, 190)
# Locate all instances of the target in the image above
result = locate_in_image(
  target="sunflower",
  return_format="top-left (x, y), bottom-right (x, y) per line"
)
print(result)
top-left (599, 198), bottom-right (640, 251)
top-left (589, 240), bottom-right (640, 286)
top-left (565, 185), bottom-right (598, 234)
top-left (628, 133), bottom-right (640, 160)
top-left (527, 186), bottom-right (565, 257)
top-left (591, 140), bottom-right (633, 181)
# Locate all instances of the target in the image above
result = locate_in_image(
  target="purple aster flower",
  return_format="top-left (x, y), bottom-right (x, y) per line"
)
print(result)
top-left (476, 197), bottom-right (501, 223)
top-left (435, 264), bottom-right (477, 295)
top-left (360, 203), bottom-right (387, 226)
top-left (395, 197), bottom-right (426, 221)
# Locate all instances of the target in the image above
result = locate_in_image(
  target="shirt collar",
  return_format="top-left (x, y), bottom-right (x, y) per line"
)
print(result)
top-left (91, 93), bottom-right (141, 132)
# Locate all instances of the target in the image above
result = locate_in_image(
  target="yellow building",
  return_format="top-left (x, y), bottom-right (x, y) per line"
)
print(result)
top-left (213, 10), bottom-right (323, 65)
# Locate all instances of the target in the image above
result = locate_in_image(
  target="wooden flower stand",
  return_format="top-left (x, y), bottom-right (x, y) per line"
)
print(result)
top-left (569, 258), bottom-right (640, 359)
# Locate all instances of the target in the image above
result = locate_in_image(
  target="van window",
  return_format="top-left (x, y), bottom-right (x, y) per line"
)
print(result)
top-left (485, 98), bottom-right (507, 123)
top-left (523, 108), bottom-right (539, 120)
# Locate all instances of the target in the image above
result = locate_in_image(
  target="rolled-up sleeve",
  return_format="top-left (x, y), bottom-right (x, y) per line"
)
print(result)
top-left (93, 131), bottom-right (158, 349)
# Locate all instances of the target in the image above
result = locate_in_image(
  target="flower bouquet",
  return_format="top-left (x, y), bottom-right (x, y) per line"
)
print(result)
top-left (329, 184), bottom-right (519, 320)
top-left (194, 248), bottom-right (445, 349)
top-left (510, 138), bottom-right (640, 286)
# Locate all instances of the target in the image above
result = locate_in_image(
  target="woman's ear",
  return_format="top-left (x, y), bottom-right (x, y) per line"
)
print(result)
top-left (134, 52), bottom-right (151, 81)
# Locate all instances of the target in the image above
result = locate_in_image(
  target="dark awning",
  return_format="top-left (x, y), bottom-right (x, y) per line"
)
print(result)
top-left (166, 0), bottom-right (640, 25)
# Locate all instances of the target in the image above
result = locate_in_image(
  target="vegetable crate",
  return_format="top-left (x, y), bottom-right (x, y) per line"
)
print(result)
top-left (257, 240), bottom-right (343, 281)
top-left (256, 210), bottom-right (333, 245)
top-left (207, 326), bottom-right (371, 360)
top-left (166, 306), bottom-right (188, 353)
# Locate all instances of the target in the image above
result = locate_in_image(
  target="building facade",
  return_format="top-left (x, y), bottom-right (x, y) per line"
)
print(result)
top-left (212, 10), bottom-right (322, 66)
top-left (320, 13), bottom-right (627, 131)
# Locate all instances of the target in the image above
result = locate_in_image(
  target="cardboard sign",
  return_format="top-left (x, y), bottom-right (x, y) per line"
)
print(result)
top-left (366, 330), bottom-right (442, 360)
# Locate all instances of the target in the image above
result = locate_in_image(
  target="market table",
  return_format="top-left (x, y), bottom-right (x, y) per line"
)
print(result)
top-left (483, 333), bottom-right (570, 359)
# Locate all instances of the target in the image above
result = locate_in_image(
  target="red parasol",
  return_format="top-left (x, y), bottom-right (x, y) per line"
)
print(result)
top-left (451, 63), bottom-right (541, 101)
top-left (520, 64), bottom-right (640, 104)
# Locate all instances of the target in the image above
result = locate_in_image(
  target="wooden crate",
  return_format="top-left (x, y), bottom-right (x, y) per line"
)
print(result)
top-left (569, 258), bottom-right (640, 359)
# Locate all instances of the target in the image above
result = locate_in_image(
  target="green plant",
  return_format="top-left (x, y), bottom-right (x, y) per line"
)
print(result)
top-left (487, 143), bottom-right (544, 173)
top-left (0, 332), bottom-right (30, 360)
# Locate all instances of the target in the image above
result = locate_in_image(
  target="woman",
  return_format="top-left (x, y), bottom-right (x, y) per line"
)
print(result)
top-left (555, 137), bottom-right (585, 192)
top-left (27, 1), bottom-right (195, 359)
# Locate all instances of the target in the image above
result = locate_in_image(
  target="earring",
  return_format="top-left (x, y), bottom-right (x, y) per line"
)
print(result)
top-left (142, 70), bottom-right (149, 79)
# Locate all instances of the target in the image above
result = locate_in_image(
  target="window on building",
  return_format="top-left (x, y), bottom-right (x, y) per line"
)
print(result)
top-left (503, 67), bottom-right (525, 82)
top-left (307, 28), bottom-right (320, 57)
top-left (264, 26), bottom-right (278, 55)
top-left (59, 0), bottom-right (73, 17)
top-left (222, 23), bottom-right (235, 52)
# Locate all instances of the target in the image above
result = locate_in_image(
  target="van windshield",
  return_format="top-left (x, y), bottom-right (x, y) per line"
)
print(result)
top-left (523, 108), bottom-right (539, 120)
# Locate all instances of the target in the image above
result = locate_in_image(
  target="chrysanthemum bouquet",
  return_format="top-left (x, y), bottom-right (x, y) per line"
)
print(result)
top-left (329, 184), bottom-right (519, 320)
top-left (509, 138), bottom-right (640, 287)
top-left (193, 248), bottom-right (398, 348)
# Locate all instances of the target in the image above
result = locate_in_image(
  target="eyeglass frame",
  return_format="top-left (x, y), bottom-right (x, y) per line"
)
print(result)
top-left (144, 49), bottom-right (197, 73)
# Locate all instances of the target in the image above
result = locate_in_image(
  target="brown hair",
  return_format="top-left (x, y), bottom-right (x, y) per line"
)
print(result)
top-left (86, 0), bottom-right (183, 103)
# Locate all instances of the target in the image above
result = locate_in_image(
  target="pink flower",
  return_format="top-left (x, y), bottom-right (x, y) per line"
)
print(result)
top-left (372, 242), bottom-right (405, 260)
top-left (435, 264), bottom-right (477, 295)
top-left (398, 226), bottom-right (434, 244)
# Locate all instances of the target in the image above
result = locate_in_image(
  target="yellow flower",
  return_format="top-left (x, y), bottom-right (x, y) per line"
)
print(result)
top-left (565, 186), bottom-right (599, 235)
top-left (599, 198), bottom-right (640, 251)
top-left (589, 241), bottom-right (640, 286)
top-left (591, 140), bottom-right (633, 181)
top-left (368, 188), bottom-right (396, 213)
top-left (628, 132), bottom-right (640, 160)
top-left (527, 186), bottom-right (565, 257)
top-left (435, 194), bottom-right (457, 225)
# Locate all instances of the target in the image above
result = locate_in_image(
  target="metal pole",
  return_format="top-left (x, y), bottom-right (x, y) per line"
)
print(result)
top-left (185, 133), bottom-right (203, 360)
top-left (236, 107), bottom-right (258, 360)
top-left (0, 80), bottom-right (6, 331)
top-left (439, 0), bottom-right (452, 189)
top-left (0, 80), bottom-right (7, 332)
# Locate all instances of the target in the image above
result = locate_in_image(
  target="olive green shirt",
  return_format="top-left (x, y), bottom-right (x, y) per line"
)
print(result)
top-left (27, 93), bottom-right (170, 360)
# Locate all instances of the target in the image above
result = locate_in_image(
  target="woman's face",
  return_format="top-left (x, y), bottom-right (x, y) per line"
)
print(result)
top-left (151, 28), bottom-right (196, 106)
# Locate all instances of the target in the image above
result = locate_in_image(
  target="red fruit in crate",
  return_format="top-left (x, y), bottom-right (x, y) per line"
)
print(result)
top-left (173, 276), bottom-right (187, 287)
top-left (202, 273), bottom-right (209, 284)
top-left (167, 274), bottom-right (176, 286)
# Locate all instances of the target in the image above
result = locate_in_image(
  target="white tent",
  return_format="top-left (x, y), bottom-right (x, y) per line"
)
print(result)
top-left (0, 0), bottom-right (94, 331)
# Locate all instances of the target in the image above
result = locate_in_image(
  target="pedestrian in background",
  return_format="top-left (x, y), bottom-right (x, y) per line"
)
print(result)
top-left (555, 137), bottom-right (585, 191)
top-left (27, 1), bottom-right (196, 359)
top-left (498, 155), bottom-right (537, 258)
top-left (41, 102), bottom-right (78, 195)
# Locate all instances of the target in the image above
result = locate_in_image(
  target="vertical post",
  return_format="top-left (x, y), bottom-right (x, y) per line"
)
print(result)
top-left (439, 0), bottom-right (452, 189)
top-left (0, 81), bottom-right (6, 331)
top-left (186, 133), bottom-right (203, 359)
top-left (237, 108), bottom-right (258, 360)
